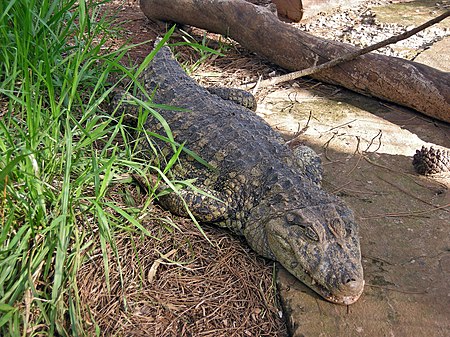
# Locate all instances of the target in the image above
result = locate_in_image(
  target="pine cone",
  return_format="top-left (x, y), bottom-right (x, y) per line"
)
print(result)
top-left (412, 146), bottom-right (450, 175)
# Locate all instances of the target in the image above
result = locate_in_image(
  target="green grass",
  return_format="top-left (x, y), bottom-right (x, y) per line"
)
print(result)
top-left (0, 0), bottom-right (206, 335)
top-left (173, 29), bottom-right (230, 75)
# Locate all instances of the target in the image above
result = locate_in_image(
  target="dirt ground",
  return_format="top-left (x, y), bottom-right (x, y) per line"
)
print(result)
top-left (81, 0), bottom-right (449, 336)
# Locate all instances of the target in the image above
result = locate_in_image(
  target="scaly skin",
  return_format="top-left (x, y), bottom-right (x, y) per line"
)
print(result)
top-left (206, 86), bottom-right (257, 112)
top-left (115, 43), bottom-right (364, 304)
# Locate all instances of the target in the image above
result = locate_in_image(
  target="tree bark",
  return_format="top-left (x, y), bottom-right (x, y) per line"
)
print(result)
top-left (140, 0), bottom-right (450, 123)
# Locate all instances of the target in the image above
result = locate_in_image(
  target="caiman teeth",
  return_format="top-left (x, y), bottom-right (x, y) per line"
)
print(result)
top-left (322, 279), bottom-right (365, 305)
top-left (302, 269), bottom-right (364, 305)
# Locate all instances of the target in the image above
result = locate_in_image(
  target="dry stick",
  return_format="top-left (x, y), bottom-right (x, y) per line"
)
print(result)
top-left (251, 10), bottom-right (450, 88)
top-left (361, 203), bottom-right (450, 219)
top-left (365, 283), bottom-right (428, 295)
top-left (376, 174), bottom-right (450, 213)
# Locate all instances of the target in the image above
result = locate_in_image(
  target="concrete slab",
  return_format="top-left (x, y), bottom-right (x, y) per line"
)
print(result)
top-left (256, 3), bottom-right (449, 335)
top-left (415, 37), bottom-right (450, 72)
top-left (258, 85), bottom-right (450, 336)
top-left (372, 0), bottom-right (450, 72)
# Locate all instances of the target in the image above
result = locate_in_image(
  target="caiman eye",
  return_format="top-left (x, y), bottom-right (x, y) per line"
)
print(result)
top-left (286, 213), bottom-right (295, 224)
top-left (285, 213), bottom-right (305, 228)
top-left (329, 218), bottom-right (346, 238)
top-left (305, 226), bottom-right (319, 241)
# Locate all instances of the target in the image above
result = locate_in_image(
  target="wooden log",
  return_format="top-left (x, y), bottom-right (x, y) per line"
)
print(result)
top-left (140, 0), bottom-right (450, 123)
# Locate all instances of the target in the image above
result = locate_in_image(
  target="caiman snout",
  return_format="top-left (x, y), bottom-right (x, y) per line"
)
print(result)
top-left (331, 275), bottom-right (365, 305)
top-left (339, 277), bottom-right (364, 296)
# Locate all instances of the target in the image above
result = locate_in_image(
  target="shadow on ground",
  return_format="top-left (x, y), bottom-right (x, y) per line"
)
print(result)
top-left (278, 148), bottom-right (449, 336)
top-left (302, 83), bottom-right (450, 148)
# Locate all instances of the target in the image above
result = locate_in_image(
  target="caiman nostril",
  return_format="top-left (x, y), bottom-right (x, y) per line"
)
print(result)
top-left (345, 279), bottom-right (364, 292)
top-left (341, 278), bottom-right (363, 294)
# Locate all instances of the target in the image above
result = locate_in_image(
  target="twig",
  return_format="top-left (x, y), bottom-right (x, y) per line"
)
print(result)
top-left (376, 174), bottom-right (446, 210)
top-left (330, 181), bottom-right (353, 195)
top-left (327, 119), bottom-right (357, 132)
top-left (285, 111), bottom-right (312, 148)
top-left (364, 130), bottom-right (383, 152)
top-left (148, 249), bottom-right (178, 283)
top-left (322, 133), bottom-right (337, 162)
top-left (247, 10), bottom-right (450, 88)
top-left (365, 283), bottom-right (428, 295)
top-left (363, 255), bottom-right (393, 266)
top-left (361, 203), bottom-right (450, 219)
top-left (346, 152), bottom-right (363, 177)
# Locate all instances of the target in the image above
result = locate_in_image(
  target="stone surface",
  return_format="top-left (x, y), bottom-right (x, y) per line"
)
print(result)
top-left (301, 0), bottom-right (367, 19)
top-left (415, 37), bottom-right (450, 71)
top-left (261, 83), bottom-right (450, 337)
top-left (258, 2), bottom-right (450, 334)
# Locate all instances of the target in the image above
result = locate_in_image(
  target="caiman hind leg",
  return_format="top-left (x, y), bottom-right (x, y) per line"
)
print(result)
top-left (156, 184), bottom-right (230, 223)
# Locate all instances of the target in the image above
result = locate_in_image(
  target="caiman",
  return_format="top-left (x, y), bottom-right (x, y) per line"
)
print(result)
top-left (112, 42), bottom-right (365, 305)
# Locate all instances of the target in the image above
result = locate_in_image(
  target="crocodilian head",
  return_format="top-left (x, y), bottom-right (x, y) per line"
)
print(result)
top-left (265, 204), bottom-right (364, 305)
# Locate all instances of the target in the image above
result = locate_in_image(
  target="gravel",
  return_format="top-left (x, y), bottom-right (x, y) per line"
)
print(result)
top-left (295, 0), bottom-right (450, 60)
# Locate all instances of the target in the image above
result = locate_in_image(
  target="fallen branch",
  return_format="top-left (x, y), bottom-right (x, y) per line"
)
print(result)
top-left (140, 0), bottom-right (450, 123)
top-left (252, 10), bottom-right (450, 88)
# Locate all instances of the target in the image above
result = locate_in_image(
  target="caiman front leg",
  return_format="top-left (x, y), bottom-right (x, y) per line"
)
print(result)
top-left (291, 145), bottom-right (324, 187)
top-left (205, 87), bottom-right (324, 186)
top-left (206, 87), bottom-right (257, 111)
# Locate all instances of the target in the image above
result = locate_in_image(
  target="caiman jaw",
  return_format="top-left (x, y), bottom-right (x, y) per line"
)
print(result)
top-left (311, 277), bottom-right (365, 305)
top-left (290, 262), bottom-right (364, 305)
